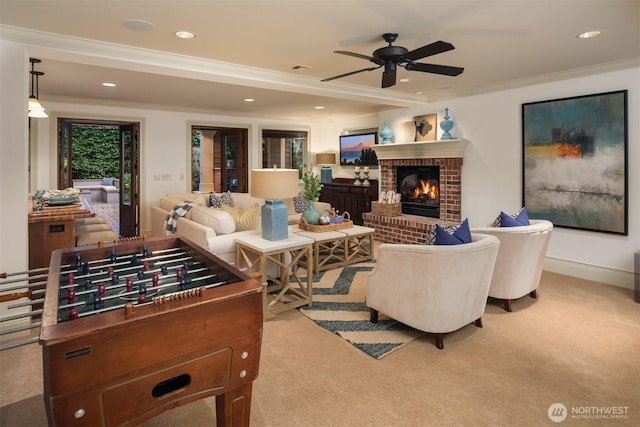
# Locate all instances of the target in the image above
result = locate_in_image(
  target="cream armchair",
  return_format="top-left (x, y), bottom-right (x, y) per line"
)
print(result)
top-left (471, 219), bottom-right (553, 312)
top-left (366, 233), bottom-right (500, 349)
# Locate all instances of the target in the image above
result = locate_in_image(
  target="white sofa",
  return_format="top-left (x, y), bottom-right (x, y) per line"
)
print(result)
top-left (150, 192), bottom-right (330, 266)
top-left (471, 219), bottom-right (553, 311)
top-left (366, 233), bottom-right (500, 349)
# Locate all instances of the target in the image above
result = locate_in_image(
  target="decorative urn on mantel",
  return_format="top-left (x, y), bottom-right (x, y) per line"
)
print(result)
top-left (439, 108), bottom-right (455, 140)
top-left (379, 123), bottom-right (394, 144)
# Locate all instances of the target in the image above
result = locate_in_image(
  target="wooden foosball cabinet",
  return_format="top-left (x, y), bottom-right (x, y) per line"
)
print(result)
top-left (39, 236), bottom-right (263, 426)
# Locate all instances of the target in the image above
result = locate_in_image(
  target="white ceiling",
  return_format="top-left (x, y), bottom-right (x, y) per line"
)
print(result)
top-left (1, 0), bottom-right (638, 121)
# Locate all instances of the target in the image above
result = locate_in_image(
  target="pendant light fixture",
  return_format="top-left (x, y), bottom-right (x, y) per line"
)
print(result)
top-left (28, 58), bottom-right (48, 118)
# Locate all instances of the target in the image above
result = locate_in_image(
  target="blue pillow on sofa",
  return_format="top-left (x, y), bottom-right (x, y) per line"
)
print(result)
top-left (499, 208), bottom-right (530, 227)
top-left (434, 218), bottom-right (472, 245)
top-left (101, 177), bottom-right (114, 186)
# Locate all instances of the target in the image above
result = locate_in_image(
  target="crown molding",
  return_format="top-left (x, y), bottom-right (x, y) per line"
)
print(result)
top-left (0, 25), bottom-right (426, 109)
top-left (372, 139), bottom-right (469, 160)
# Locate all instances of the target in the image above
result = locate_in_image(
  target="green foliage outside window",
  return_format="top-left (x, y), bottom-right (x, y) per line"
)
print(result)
top-left (71, 125), bottom-right (119, 179)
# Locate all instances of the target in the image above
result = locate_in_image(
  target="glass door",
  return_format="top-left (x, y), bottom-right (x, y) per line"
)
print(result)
top-left (119, 124), bottom-right (139, 237)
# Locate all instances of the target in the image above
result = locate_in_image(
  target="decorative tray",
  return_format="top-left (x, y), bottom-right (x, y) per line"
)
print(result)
top-left (299, 217), bottom-right (353, 232)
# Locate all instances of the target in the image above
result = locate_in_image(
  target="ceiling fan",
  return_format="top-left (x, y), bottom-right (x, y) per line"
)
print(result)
top-left (322, 33), bottom-right (464, 88)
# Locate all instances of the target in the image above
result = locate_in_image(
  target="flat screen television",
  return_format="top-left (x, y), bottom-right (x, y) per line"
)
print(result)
top-left (339, 132), bottom-right (378, 166)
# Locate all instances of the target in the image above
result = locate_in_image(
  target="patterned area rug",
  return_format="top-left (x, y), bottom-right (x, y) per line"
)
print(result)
top-left (298, 261), bottom-right (424, 359)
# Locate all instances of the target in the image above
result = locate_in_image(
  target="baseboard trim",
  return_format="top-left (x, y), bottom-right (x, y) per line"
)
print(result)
top-left (544, 256), bottom-right (634, 290)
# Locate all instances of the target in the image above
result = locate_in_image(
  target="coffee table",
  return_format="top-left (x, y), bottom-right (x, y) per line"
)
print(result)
top-left (235, 231), bottom-right (314, 320)
top-left (294, 224), bottom-right (375, 273)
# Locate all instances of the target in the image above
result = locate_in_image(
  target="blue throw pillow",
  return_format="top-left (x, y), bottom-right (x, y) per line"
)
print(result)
top-left (102, 177), bottom-right (114, 186)
top-left (434, 218), bottom-right (471, 245)
top-left (499, 208), bottom-right (530, 227)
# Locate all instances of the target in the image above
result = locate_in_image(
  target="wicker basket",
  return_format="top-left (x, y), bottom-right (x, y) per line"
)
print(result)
top-left (371, 201), bottom-right (402, 217)
top-left (298, 212), bottom-right (353, 232)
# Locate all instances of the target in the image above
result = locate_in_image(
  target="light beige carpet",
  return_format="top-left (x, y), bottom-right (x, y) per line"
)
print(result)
top-left (1, 269), bottom-right (638, 426)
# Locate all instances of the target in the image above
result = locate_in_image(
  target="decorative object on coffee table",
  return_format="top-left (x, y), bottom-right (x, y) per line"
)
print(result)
top-left (440, 107), bottom-right (454, 140)
top-left (301, 168), bottom-right (323, 225)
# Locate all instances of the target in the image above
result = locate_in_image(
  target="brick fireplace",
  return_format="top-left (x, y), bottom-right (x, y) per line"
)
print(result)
top-left (363, 140), bottom-right (468, 244)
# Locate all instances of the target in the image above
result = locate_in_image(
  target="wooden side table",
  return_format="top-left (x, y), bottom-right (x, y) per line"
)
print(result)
top-left (235, 232), bottom-right (314, 320)
top-left (339, 225), bottom-right (375, 265)
top-left (293, 229), bottom-right (348, 274)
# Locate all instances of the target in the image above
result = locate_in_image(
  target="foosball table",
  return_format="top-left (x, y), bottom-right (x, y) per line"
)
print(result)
top-left (39, 236), bottom-right (263, 426)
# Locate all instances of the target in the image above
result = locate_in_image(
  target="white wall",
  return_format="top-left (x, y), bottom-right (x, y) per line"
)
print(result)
top-left (0, 41), bottom-right (29, 328)
top-left (379, 67), bottom-right (639, 287)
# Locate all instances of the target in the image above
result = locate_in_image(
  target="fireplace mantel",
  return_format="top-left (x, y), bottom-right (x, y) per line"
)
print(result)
top-left (372, 139), bottom-right (469, 160)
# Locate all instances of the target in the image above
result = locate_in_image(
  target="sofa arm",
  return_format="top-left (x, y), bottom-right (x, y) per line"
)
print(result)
top-left (175, 218), bottom-right (217, 251)
top-left (150, 205), bottom-right (168, 237)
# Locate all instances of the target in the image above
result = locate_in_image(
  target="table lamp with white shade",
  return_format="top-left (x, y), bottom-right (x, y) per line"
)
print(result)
top-left (250, 167), bottom-right (300, 241)
top-left (315, 153), bottom-right (336, 184)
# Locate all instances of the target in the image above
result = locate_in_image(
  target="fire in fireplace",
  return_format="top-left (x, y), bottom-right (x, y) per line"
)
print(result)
top-left (396, 166), bottom-right (440, 218)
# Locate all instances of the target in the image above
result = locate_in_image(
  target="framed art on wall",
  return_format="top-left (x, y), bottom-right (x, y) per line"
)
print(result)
top-left (414, 114), bottom-right (437, 141)
top-left (522, 90), bottom-right (628, 235)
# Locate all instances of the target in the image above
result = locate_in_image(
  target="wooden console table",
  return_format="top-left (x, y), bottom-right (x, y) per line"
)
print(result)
top-left (319, 178), bottom-right (378, 225)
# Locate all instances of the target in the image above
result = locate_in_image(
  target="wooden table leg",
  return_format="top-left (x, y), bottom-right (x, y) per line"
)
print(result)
top-left (215, 382), bottom-right (253, 427)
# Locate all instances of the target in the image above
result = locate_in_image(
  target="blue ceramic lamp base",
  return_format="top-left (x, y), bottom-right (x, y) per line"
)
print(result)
top-left (261, 200), bottom-right (289, 241)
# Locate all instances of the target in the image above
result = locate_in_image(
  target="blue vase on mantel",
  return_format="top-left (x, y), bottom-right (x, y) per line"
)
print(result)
top-left (440, 108), bottom-right (454, 140)
top-left (379, 123), bottom-right (394, 144)
top-left (302, 202), bottom-right (320, 225)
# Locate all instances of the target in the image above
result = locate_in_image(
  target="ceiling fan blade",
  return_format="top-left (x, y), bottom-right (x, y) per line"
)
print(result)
top-left (334, 51), bottom-right (386, 67)
top-left (381, 68), bottom-right (396, 88)
top-left (406, 62), bottom-right (464, 76)
top-left (321, 66), bottom-right (382, 82)
top-left (334, 50), bottom-right (376, 61)
top-left (403, 40), bottom-right (455, 61)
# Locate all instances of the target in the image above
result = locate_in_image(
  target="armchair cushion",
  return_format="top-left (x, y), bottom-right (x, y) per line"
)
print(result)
top-left (492, 207), bottom-right (530, 227)
top-left (435, 218), bottom-right (471, 245)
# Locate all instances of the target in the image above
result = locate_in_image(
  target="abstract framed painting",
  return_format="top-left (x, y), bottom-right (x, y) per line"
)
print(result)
top-left (522, 90), bottom-right (628, 235)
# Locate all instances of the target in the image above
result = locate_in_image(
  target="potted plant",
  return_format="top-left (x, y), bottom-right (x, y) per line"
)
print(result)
top-left (225, 146), bottom-right (236, 168)
top-left (301, 169), bottom-right (323, 225)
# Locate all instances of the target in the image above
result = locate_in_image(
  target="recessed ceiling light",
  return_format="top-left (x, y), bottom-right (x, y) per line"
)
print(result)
top-left (577, 30), bottom-right (602, 39)
top-left (415, 91), bottom-right (423, 95)
top-left (175, 31), bottom-right (195, 39)
top-left (314, 106), bottom-right (325, 110)
top-left (122, 19), bottom-right (156, 32)
top-left (102, 82), bottom-right (116, 87)
top-left (399, 78), bottom-right (411, 83)
top-left (244, 98), bottom-right (254, 102)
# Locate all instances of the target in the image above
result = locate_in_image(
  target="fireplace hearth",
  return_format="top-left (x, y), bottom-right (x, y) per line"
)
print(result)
top-left (396, 165), bottom-right (440, 218)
